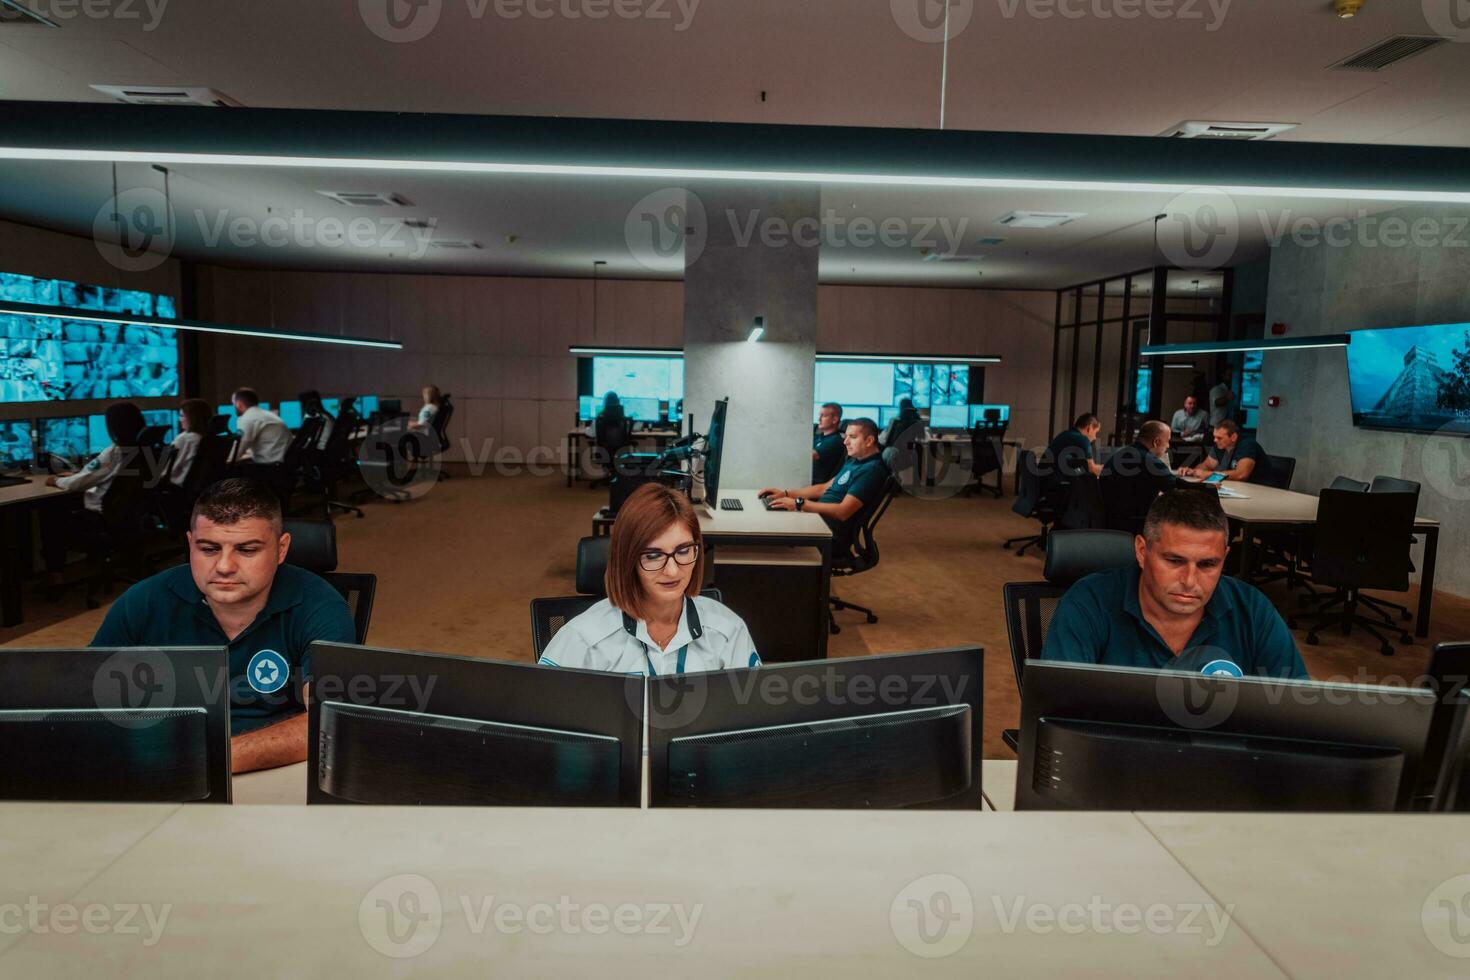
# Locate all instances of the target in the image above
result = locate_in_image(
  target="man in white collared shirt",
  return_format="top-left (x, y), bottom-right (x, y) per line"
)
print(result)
top-left (231, 387), bottom-right (292, 465)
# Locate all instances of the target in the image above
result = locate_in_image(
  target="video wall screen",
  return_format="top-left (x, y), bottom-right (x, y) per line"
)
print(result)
top-left (0, 272), bottom-right (180, 403)
top-left (812, 360), bottom-right (976, 422)
top-left (581, 355), bottom-right (684, 422)
top-left (1346, 322), bottom-right (1470, 435)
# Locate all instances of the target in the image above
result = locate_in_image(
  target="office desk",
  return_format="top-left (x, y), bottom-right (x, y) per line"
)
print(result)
top-left (233, 762), bottom-right (308, 806)
top-left (565, 428), bottom-right (681, 487)
top-left (0, 475), bottom-right (73, 627)
top-left (915, 433), bottom-right (1023, 496)
top-left (1210, 482), bottom-right (1440, 638)
top-left (699, 489), bottom-right (833, 659)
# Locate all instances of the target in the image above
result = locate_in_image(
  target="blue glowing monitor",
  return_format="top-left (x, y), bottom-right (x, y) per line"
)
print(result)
top-left (358, 396), bottom-right (380, 417)
top-left (929, 405), bottom-right (968, 430)
top-left (580, 396), bottom-right (600, 421)
top-left (0, 420), bottom-right (32, 467)
top-left (322, 398), bottom-right (340, 417)
top-left (969, 404), bottom-right (1010, 426)
top-left (38, 416), bottom-right (89, 461)
top-left (622, 397), bottom-right (661, 423)
top-left (142, 409), bottom-right (177, 442)
top-left (278, 401), bottom-right (303, 430)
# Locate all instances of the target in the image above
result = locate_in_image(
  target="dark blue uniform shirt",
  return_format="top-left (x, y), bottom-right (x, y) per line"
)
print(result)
top-left (1048, 428), bottom-right (1096, 476)
top-left (91, 563), bottom-right (354, 735)
top-left (819, 452), bottom-right (889, 557)
top-left (1041, 564), bottom-right (1308, 679)
top-left (812, 429), bottom-right (846, 484)
top-left (1209, 436), bottom-right (1272, 485)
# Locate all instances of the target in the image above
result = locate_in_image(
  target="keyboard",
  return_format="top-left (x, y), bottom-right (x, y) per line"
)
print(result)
top-left (720, 498), bottom-right (743, 511)
top-left (0, 474), bottom-right (30, 489)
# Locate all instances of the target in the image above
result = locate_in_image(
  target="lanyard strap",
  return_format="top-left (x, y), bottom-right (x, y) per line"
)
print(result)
top-left (622, 597), bottom-right (702, 674)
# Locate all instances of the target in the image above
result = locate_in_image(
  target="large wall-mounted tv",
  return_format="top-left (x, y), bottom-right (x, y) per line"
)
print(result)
top-left (0, 272), bottom-right (179, 403)
top-left (1346, 322), bottom-right (1470, 436)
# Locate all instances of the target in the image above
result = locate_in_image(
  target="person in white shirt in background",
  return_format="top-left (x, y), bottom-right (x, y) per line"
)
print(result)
top-left (40, 401), bottom-right (145, 593)
top-left (408, 385), bottom-right (442, 432)
top-left (1209, 366), bottom-right (1236, 427)
top-left (1170, 394), bottom-right (1209, 443)
top-left (230, 387), bottom-right (292, 464)
top-left (539, 482), bottom-right (761, 675)
top-left (167, 398), bottom-right (212, 487)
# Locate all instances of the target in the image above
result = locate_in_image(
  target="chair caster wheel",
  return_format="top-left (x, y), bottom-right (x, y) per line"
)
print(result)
top-left (1306, 634), bottom-right (1320, 645)
top-left (1399, 634), bottom-right (1413, 645)
top-left (865, 614), bottom-right (877, 624)
top-left (830, 624), bottom-right (841, 635)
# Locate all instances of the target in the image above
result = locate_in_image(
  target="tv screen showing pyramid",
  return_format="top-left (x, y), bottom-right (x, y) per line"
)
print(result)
top-left (1347, 322), bottom-right (1470, 436)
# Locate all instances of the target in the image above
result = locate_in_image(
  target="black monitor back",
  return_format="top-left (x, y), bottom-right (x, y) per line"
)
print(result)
top-left (0, 647), bottom-right (232, 803)
top-left (1017, 661), bottom-right (1437, 812)
top-left (308, 643), bottom-right (642, 806)
top-left (702, 397), bottom-right (729, 504)
top-left (648, 647), bottom-right (983, 809)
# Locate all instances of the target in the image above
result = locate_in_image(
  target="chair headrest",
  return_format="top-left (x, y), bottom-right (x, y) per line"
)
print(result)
top-left (1043, 529), bottom-right (1136, 587)
top-left (576, 536), bottom-right (610, 595)
top-left (283, 520), bottom-right (338, 573)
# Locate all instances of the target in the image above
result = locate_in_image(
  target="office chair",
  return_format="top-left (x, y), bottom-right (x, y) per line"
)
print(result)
top-left (828, 474), bottom-right (901, 634)
top-left (588, 410), bottom-right (634, 491)
top-left (962, 424), bottom-right (1006, 499)
top-left (1329, 476), bottom-right (1370, 492)
top-left (1363, 475), bottom-right (1423, 624)
top-left (1287, 489), bottom-right (1417, 656)
top-left (307, 408), bottom-right (366, 519)
top-left (1005, 449), bottom-right (1065, 556)
top-left (1263, 454), bottom-right (1296, 490)
top-left (281, 519), bottom-right (377, 644)
top-left (999, 528), bottom-right (1135, 750)
top-left (74, 457), bottom-right (161, 609)
top-left (430, 394), bottom-right (455, 481)
top-left (1056, 471), bottom-right (1106, 530)
top-left (1267, 475), bottom-right (1376, 598)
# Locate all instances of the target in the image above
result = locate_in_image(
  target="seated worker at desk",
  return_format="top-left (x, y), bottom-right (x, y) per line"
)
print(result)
top-left (1042, 490), bottom-right (1307, 678)
top-left (1099, 420), bottom-right (1177, 536)
top-left (229, 387), bottom-right (291, 465)
top-left (813, 401), bottom-right (847, 484)
top-left (1170, 395), bottom-right (1209, 442)
top-left (1048, 413), bottom-right (1103, 477)
top-left (760, 417), bottom-right (889, 558)
top-left (538, 483), bottom-right (759, 674)
top-left (90, 478), bottom-right (354, 773)
top-left (407, 384), bottom-right (442, 432)
top-left (1180, 419), bottom-right (1272, 484)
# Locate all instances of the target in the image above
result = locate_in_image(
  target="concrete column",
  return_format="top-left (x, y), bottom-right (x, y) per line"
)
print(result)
top-left (682, 183), bottom-right (820, 494)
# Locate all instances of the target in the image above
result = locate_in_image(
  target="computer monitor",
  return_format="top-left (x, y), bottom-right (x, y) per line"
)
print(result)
top-left (37, 416), bottom-right (90, 463)
top-left (141, 409), bottom-right (177, 443)
top-left (879, 405), bottom-right (899, 427)
top-left (1016, 661), bottom-right (1440, 812)
top-left (647, 648), bottom-right (982, 809)
top-left (216, 403), bottom-right (240, 435)
top-left (969, 404), bottom-right (1010, 427)
top-left (277, 400), bottom-right (304, 431)
top-left (322, 397), bottom-right (340, 417)
top-left (701, 398), bottom-right (729, 506)
top-left (85, 414), bottom-right (112, 454)
top-left (1419, 642), bottom-right (1470, 807)
top-left (928, 405), bottom-right (968, 430)
top-left (358, 395), bottom-right (380, 418)
top-left (0, 419), bottom-right (31, 470)
top-left (578, 395), bottom-right (600, 421)
top-left (1432, 691), bottom-right (1470, 812)
top-left (0, 647), bottom-right (232, 803)
top-left (622, 397), bottom-right (661, 423)
top-left (380, 398), bottom-right (402, 418)
top-left (307, 643), bottom-right (642, 806)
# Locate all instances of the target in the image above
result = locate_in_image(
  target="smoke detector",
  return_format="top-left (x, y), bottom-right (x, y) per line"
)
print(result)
top-left (90, 85), bottom-right (243, 107)
top-left (1157, 120), bottom-right (1297, 140)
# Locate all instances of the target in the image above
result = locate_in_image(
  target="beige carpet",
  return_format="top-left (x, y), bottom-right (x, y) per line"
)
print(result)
top-left (5, 469), bottom-right (1467, 758)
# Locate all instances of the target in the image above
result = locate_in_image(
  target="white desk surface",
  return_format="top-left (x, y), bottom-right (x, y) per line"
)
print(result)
top-left (1196, 481), bottom-right (1438, 528)
top-left (0, 474), bottom-right (71, 507)
top-left (0, 804), bottom-right (1289, 976)
top-left (697, 489), bottom-right (832, 540)
top-left (232, 761), bottom-right (308, 806)
top-left (982, 759), bottom-right (1018, 812)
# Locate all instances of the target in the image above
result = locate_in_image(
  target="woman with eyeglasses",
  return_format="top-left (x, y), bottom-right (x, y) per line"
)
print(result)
top-left (538, 483), bottom-right (760, 675)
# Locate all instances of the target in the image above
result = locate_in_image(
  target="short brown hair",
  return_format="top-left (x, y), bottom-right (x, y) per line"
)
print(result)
top-left (180, 398), bottom-right (213, 435)
top-left (606, 483), bottom-right (703, 621)
top-left (845, 417), bottom-right (880, 443)
top-left (1143, 489), bottom-right (1228, 542)
top-left (232, 387), bottom-right (260, 408)
top-left (190, 478), bottom-right (282, 533)
top-left (1214, 419), bottom-right (1240, 437)
top-left (1138, 420), bottom-right (1171, 444)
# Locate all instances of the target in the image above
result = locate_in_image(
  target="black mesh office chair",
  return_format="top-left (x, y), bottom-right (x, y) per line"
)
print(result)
top-left (999, 529), bottom-right (1136, 750)
top-left (828, 474), bottom-right (901, 634)
top-left (1056, 472), bottom-right (1106, 530)
top-left (307, 408), bottom-right (366, 519)
top-left (962, 417), bottom-right (1007, 499)
top-left (1262, 454), bottom-right (1296, 490)
top-left (282, 519), bottom-right (377, 644)
top-left (1365, 475), bottom-right (1423, 624)
top-left (589, 410), bottom-right (634, 490)
top-left (80, 459), bottom-right (161, 609)
top-left (430, 394), bottom-right (455, 481)
top-left (1005, 449), bottom-right (1065, 556)
top-left (1287, 489), bottom-right (1417, 656)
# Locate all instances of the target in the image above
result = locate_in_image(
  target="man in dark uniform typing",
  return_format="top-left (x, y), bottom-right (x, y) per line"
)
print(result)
top-left (760, 417), bottom-right (889, 556)
top-left (812, 401), bottom-right (847, 484)
top-left (1042, 490), bottom-right (1307, 678)
top-left (91, 478), bottom-right (354, 773)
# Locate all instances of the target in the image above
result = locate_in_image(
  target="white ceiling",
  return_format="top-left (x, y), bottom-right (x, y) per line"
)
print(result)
top-left (0, 0), bottom-right (1463, 287)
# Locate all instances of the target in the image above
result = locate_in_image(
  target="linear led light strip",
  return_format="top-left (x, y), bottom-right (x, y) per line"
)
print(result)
top-left (570, 345), bottom-right (1001, 364)
top-left (0, 301), bottom-right (403, 350)
top-left (3, 148), bottom-right (1470, 204)
top-left (1140, 335), bottom-right (1349, 356)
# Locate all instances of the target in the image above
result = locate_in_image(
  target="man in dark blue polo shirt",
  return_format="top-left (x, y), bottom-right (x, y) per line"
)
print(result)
top-left (91, 478), bottom-right (354, 773)
top-left (1048, 413), bottom-right (1103, 477)
top-left (1099, 419), bottom-right (1178, 536)
top-left (812, 401), bottom-right (847, 484)
top-left (1042, 489), bottom-right (1307, 678)
top-left (760, 417), bottom-right (890, 557)
top-left (1184, 419), bottom-right (1273, 485)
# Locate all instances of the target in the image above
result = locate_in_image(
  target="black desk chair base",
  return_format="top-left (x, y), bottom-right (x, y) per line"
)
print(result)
top-left (827, 594), bottom-right (878, 635)
top-left (1004, 526), bottom-right (1048, 557)
top-left (1289, 591), bottom-right (1412, 657)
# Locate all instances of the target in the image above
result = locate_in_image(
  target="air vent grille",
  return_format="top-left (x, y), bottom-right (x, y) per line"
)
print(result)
top-left (317, 191), bottom-right (414, 208)
top-left (1158, 120), bottom-right (1297, 140)
top-left (427, 240), bottom-right (483, 250)
top-left (996, 211), bottom-right (1086, 229)
top-left (1330, 35), bottom-right (1445, 72)
top-left (90, 85), bottom-right (243, 107)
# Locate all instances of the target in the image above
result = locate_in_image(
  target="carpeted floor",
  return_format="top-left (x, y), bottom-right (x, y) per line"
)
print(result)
top-left (5, 469), bottom-right (1467, 758)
